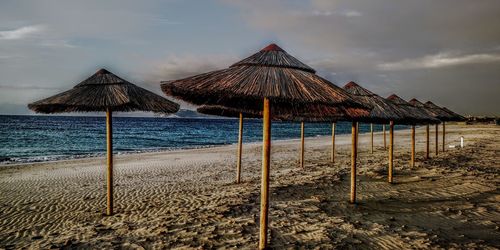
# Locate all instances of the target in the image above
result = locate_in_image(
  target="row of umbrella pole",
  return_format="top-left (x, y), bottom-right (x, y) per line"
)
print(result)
top-left (28, 43), bottom-right (463, 249)
top-left (234, 118), bottom-right (448, 197)
top-left (228, 98), bottom-right (458, 249)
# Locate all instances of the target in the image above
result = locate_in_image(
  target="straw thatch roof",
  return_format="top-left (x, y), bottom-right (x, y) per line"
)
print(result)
top-left (408, 98), bottom-right (439, 119)
top-left (342, 82), bottom-right (406, 123)
top-left (161, 43), bottom-right (369, 120)
top-left (196, 104), bottom-right (367, 122)
top-left (28, 69), bottom-right (180, 114)
top-left (386, 94), bottom-right (439, 124)
top-left (423, 101), bottom-right (456, 122)
top-left (197, 105), bottom-right (260, 119)
top-left (441, 107), bottom-right (466, 121)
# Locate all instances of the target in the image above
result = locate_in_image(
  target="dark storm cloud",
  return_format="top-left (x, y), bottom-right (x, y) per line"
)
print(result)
top-left (1, 0), bottom-right (499, 116)
top-left (225, 0), bottom-right (500, 115)
top-left (0, 84), bottom-right (62, 90)
top-left (142, 54), bottom-right (237, 86)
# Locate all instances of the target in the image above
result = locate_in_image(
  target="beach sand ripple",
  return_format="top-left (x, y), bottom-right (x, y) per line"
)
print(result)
top-left (0, 125), bottom-right (499, 249)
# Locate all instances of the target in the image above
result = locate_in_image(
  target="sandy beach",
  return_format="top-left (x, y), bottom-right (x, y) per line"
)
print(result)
top-left (0, 124), bottom-right (499, 249)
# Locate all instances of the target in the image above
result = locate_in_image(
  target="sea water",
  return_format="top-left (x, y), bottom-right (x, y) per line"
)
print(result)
top-left (0, 115), bottom-right (399, 164)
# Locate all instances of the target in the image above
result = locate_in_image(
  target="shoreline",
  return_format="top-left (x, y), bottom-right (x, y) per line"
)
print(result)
top-left (1, 115), bottom-right (427, 166)
top-left (0, 135), bottom-right (337, 169)
top-left (0, 126), bottom-right (392, 167)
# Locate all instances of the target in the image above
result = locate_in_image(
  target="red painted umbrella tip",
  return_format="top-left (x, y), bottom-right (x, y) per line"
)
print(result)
top-left (344, 81), bottom-right (359, 89)
top-left (409, 98), bottom-right (419, 103)
top-left (261, 43), bottom-right (284, 52)
top-left (96, 68), bottom-right (110, 75)
top-left (387, 94), bottom-right (399, 100)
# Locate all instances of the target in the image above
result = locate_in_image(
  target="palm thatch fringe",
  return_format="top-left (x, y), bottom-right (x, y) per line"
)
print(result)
top-left (162, 43), bottom-right (373, 250)
top-left (29, 69), bottom-right (179, 114)
top-left (442, 107), bottom-right (466, 121)
top-left (343, 82), bottom-right (407, 124)
top-left (161, 44), bottom-right (369, 119)
top-left (387, 94), bottom-right (439, 124)
top-left (230, 43), bottom-right (316, 73)
top-left (27, 68), bottom-right (179, 217)
top-left (424, 101), bottom-right (456, 122)
top-left (408, 98), bottom-right (438, 119)
top-left (197, 104), bottom-right (369, 122)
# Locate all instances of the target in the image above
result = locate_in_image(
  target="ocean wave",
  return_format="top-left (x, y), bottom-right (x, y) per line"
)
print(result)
top-left (0, 144), bottom-right (223, 165)
top-left (0, 116), bottom-right (402, 166)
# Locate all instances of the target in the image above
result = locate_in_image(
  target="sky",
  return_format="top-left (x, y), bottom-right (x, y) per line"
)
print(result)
top-left (1, 0), bottom-right (499, 116)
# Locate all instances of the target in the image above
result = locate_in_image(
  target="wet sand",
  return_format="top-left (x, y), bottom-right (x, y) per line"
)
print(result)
top-left (0, 124), bottom-right (499, 249)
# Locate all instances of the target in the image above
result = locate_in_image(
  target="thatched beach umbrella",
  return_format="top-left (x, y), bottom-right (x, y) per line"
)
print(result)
top-left (161, 43), bottom-right (369, 249)
top-left (409, 98), bottom-right (437, 160)
top-left (424, 101), bottom-right (455, 153)
top-left (343, 82), bottom-right (406, 152)
top-left (343, 82), bottom-right (409, 186)
top-left (442, 107), bottom-right (466, 122)
top-left (387, 95), bottom-right (437, 124)
top-left (28, 68), bottom-right (180, 215)
top-left (386, 94), bottom-right (437, 181)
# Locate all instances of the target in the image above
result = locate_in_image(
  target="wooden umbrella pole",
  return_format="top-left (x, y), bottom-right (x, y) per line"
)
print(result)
top-left (435, 124), bottom-right (439, 156)
top-left (300, 121), bottom-right (305, 168)
top-left (356, 122), bottom-right (359, 149)
top-left (442, 122), bottom-right (446, 152)
top-left (331, 123), bottom-right (336, 163)
top-left (426, 125), bottom-right (430, 159)
top-left (106, 108), bottom-right (113, 216)
top-left (350, 122), bottom-right (358, 203)
top-left (411, 125), bottom-right (415, 167)
top-left (383, 124), bottom-right (387, 149)
top-left (236, 113), bottom-right (243, 183)
top-left (388, 121), bottom-right (394, 183)
top-left (370, 123), bottom-right (374, 154)
top-left (259, 98), bottom-right (271, 250)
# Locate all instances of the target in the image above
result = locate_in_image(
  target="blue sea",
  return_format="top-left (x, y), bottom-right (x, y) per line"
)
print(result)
top-left (0, 115), bottom-right (398, 164)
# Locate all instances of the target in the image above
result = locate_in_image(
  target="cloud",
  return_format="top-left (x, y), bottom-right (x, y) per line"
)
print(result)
top-left (379, 52), bottom-right (500, 71)
top-left (0, 84), bottom-right (62, 90)
top-left (0, 0), bottom-right (498, 115)
top-left (131, 54), bottom-right (237, 110)
top-left (144, 54), bottom-right (238, 84)
top-left (0, 25), bottom-right (45, 40)
top-left (39, 39), bottom-right (76, 48)
top-left (0, 55), bottom-right (18, 60)
top-left (341, 10), bottom-right (362, 17)
top-left (223, 0), bottom-right (500, 115)
top-left (311, 10), bottom-right (333, 16)
top-left (311, 9), bottom-right (361, 17)
top-left (149, 16), bottom-right (182, 25)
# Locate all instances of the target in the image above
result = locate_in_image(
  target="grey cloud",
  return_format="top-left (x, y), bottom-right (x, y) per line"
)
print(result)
top-left (143, 54), bottom-right (237, 85)
top-left (223, 0), bottom-right (500, 115)
top-left (0, 84), bottom-right (62, 90)
top-left (0, 1), bottom-right (158, 39)
top-left (379, 52), bottom-right (500, 71)
top-left (227, 0), bottom-right (500, 59)
top-left (310, 10), bottom-right (361, 17)
top-left (138, 54), bottom-right (238, 110)
top-left (341, 10), bottom-right (362, 17)
top-left (1, 0), bottom-right (499, 116)
top-left (0, 25), bottom-right (45, 40)
top-left (38, 39), bottom-right (76, 48)
top-left (0, 0), bottom-right (181, 114)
